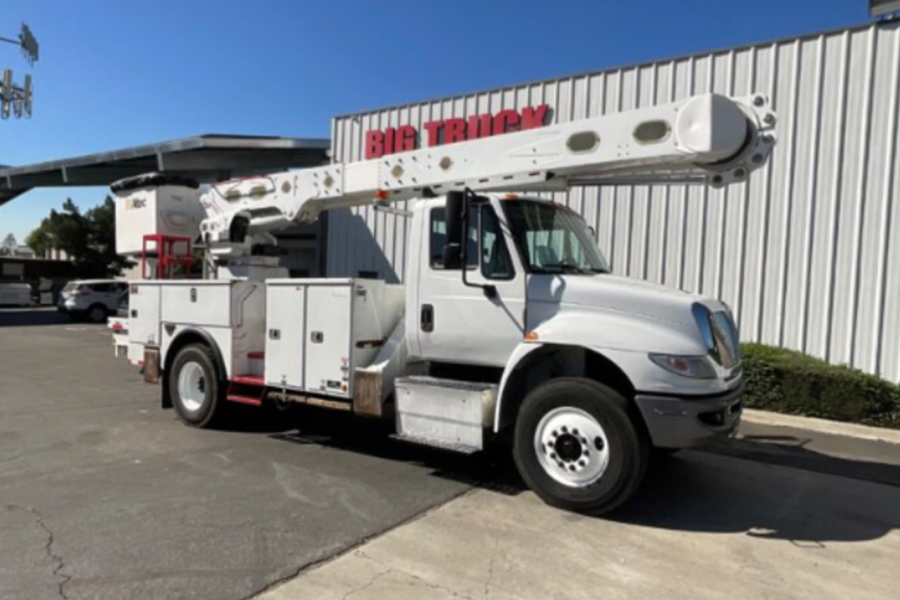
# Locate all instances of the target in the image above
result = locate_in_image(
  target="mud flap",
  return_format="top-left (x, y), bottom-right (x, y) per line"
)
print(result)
top-left (353, 369), bottom-right (383, 417)
top-left (143, 347), bottom-right (160, 384)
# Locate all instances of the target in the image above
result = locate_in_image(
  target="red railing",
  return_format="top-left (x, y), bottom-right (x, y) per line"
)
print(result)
top-left (141, 235), bottom-right (195, 279)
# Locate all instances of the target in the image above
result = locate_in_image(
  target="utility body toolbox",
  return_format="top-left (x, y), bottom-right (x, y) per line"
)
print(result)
top-left (264, 278), bottom-right (404, 399)
top-left (127, 279), bottom-right (266, 378)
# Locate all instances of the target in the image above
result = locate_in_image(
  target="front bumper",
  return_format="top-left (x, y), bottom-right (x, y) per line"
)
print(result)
top-left (634, 383), bottom-right (743, 449)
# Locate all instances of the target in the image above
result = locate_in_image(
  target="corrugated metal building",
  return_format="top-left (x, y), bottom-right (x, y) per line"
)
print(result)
top-left (325, 22), bottom-right (900, 382)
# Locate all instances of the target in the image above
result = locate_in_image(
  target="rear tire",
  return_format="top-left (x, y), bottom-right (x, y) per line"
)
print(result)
top-left (169, 344), bottom-right (226, 428)
top-left (87, 303), bottom-right (107, 323)
top-left (513, 378), bottom-right (649, 515)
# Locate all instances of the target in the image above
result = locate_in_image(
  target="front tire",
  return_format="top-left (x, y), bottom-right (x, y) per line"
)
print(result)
top-left (169, 344), bottom-right (226, 428)
top-left (513, 378), bottom-right (649, 515)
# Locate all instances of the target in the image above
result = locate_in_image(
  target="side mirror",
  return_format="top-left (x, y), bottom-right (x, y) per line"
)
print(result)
top-left (442, 191), bottom-right (465, 269)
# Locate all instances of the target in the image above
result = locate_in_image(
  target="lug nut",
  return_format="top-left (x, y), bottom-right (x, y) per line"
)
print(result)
top-left (561, 426), bottom-right (568, 433)
top-left (550, 453), bottom-right (557, 460)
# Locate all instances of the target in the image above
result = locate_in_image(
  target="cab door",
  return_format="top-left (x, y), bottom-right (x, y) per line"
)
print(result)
top-left (415, 199), bottom-right (526, 368)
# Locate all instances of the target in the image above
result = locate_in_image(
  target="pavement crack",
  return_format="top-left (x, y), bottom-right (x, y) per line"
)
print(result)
top-left (340, 568), bottom-right (391, 600)
top-left (6, 504), bottom-right (72, 600)
top-left (356, 550), bottom-right (480, 600)
top-left (484, 552), bottom-right (498, 599)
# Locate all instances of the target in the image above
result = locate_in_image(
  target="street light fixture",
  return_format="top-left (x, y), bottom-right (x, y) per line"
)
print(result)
top-left (18, 24), bottom-right (39, 65)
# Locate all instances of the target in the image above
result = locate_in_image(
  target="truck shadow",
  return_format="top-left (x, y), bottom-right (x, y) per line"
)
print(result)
top-left (257, 406), bottom-right (524, 494)
top-left (610, 446), bottom-right (900, 544)
top-left (0, 308), bottom-right (72, 327)
top-left (256, 408), bottom-right (900, 544)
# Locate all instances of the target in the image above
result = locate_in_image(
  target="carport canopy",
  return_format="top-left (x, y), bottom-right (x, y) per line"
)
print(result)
top-left (0, 134), bottom-right (330, 206)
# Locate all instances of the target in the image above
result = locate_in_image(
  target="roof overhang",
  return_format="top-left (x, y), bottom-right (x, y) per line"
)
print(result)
top-left (0, 134), bottom-right (330, 206)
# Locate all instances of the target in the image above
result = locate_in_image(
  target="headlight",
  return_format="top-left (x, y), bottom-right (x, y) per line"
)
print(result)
top-left (649, 354), bottom-right (717, 379)
top-left (691, 302), bottom-right (741, 369)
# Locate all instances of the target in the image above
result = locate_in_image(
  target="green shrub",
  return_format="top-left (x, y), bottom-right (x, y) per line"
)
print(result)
top-left (741, 343), bottom-right (900, 430)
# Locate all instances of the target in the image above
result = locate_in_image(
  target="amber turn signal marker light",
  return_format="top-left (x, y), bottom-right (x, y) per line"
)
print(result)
top-left (525, 331), bottom-right (539, 341)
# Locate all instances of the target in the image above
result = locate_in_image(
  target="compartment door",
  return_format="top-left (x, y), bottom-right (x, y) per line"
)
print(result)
top-left (305, 285), bottom-right (353, 397)
top-left (265, 284), bottom-right (306, 388)
top-left (129, 284), bottom-right (161, 346)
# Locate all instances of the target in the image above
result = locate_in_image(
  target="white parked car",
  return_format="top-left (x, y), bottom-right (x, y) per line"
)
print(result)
top-left (0, 283), bottom-right (34, 307)
top-left (58, 280), bottom-right (129, 323)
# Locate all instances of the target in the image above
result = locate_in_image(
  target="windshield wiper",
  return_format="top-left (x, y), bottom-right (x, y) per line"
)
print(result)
top-left (537, 262), bottom-right (600, 274)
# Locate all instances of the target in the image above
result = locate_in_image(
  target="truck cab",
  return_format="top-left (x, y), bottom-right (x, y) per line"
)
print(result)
top-left (401, 192), bottom-right (742, 511)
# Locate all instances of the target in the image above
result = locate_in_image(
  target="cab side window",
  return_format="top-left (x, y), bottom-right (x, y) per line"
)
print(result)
top-left (479, 206), bottom-right (514, 280)
top-left (430, 207), bottom-right (478, 269)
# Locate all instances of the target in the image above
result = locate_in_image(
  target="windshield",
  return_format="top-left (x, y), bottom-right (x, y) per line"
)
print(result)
top-left (503, 200), bottom-right (610, 274)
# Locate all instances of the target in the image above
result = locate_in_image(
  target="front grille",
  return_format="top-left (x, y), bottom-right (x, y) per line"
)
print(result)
top-left (709, 311), bottom-right (740, 369)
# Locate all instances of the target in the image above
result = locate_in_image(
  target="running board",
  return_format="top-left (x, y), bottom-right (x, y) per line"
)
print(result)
top-left (227, 394), bottom-right (262, 406)
top-left (389, 433), bottom-right (481, 455)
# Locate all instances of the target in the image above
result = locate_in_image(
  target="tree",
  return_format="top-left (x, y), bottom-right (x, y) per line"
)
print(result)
top-left (0, 233), bottom-right (16, 255)
top-left (25, 196), bottom-right (132, 277)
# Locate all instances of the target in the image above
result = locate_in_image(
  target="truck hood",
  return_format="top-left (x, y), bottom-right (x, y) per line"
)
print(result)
top-left (526, 274), bottom-right (723, 355)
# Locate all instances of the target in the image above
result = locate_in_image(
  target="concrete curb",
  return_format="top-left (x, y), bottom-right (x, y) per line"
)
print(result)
top-left (742, 409), bottom-right (900, 446)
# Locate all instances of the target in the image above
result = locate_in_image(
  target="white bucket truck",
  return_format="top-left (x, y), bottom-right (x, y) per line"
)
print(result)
top-left (112, 94), bottom-right (775, 514)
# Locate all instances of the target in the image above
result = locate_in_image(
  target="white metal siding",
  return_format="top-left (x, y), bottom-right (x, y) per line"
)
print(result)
top-left (329, 23), bottom-right (900, 382)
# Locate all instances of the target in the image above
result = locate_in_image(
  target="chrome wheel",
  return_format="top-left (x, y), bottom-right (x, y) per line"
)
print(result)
top-left (534, 406), bottom-right (610, 488)
top-left (177, 361), bottom-right (207, 412)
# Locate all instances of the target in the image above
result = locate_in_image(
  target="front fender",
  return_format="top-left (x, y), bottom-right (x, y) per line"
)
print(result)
top-left (494, 340), bottom-right (738, 433)
top-left (494, 342), bottom-right (543, 432)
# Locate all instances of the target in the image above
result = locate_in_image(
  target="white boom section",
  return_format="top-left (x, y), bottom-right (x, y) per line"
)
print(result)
top-left (199, 93), bottom-right (775, 249)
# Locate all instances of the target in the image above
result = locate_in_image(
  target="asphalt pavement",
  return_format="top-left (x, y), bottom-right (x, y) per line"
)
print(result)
top-left (0, 309), bottom-right (480, 600)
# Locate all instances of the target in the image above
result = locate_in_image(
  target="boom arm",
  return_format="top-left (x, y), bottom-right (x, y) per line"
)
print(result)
top-left (198, 93), bottom-right (776, 256)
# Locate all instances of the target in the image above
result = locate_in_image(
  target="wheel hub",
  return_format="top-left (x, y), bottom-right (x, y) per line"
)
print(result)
top-left (177, 361), bottom-right (207, 412)
top-left (535, 407), bottom-right (610, 488)
top-left (554, 434), bottom-right (583, 462)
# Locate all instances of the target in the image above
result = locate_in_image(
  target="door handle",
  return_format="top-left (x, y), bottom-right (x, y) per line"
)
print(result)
top-left (420, 304), bottom-right (434, 332)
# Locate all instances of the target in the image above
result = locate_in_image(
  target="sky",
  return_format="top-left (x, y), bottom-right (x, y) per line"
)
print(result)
top-left (0, 0), bottom-right (873, 243)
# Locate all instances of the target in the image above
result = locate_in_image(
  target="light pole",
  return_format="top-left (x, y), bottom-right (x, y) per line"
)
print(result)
top-left (0, 22), bottom-right (39, 120)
